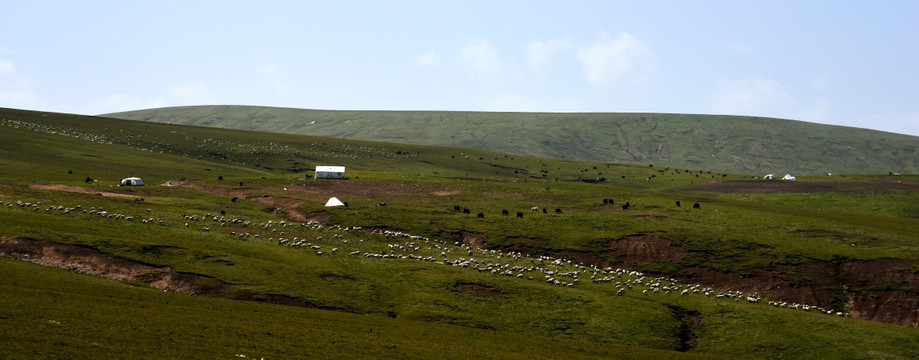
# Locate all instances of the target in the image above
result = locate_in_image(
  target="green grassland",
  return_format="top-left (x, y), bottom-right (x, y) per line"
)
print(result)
top-left (106, 105), bottom-right (919, 176)
top-left (2, 107), bottom-right (919, 359)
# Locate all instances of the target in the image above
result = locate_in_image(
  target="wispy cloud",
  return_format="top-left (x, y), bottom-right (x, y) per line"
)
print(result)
top-left (527, 38), bottom-right (573, 74)
top-left (459, 39), bottom-right (504, 79)
top-left (709, 78), bottom-right (791, 116)
top-left (0, 57), bottom-right (42, 109)
top-left (414, 50), bottom-right (441, 67)
top-left (0, 58), bottom-right (14, 76)
top-left (575, 32), bottom-right (655, 86)
top-left (167, 82), bottom-right (214, 104)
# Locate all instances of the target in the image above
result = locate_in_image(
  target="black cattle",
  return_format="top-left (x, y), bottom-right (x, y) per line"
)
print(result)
top-left (516, 212), bottom-right (523, 218)
top-left (693, 203), bottom-right (700, 209)
top-left (555, 208), bottom-right (562, 214)
top-left (378, 203), bottom-right (386, 207)
top-left (676, 201), bottom-right (681, 207)
top-left (231, 197), bottom-right (238, 202)
top-left (463, 208), bottom-right (470, 214)
top-left (477, 213), bottom-right (485, 218)
top-left (454, 205), bottom-right (461, 212)
top-left (608, 199), bottom-right (615, 205)
top-left (542, 208), bottom-right (547, 214)
top-left (502, 209), bottom-right (509, 216)
top-left (603, 199), bottom-right (609, 204)
top-left (84, 176), bottom-right (93, 183)
top-left (622, 202), bottom-right (630, 210)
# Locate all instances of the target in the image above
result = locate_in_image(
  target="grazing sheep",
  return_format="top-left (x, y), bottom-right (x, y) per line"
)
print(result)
top-left (531, 206), bottom-right (538, 212)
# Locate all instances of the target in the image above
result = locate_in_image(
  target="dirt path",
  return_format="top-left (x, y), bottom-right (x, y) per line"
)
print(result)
top-left (29, 184), bottom-right (141, 198)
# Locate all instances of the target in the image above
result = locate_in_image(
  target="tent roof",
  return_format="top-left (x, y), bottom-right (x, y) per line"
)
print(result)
top-left (316, 166), bottom-right (345, 172)
top-left (121, 177), bottom-right (143, 181)
top-left (325, 197), bottom-right (345, 207)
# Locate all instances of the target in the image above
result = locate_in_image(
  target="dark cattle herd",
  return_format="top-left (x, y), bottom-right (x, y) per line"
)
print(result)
top-left (451, 199), bottom-right (700, 219)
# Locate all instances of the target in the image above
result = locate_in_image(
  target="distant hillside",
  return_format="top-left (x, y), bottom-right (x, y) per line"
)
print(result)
top-left (106, 105), bottom-right (919, 175)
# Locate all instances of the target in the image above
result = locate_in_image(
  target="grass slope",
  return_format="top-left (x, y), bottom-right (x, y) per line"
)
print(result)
top-left (2, 107), bottom-right (919, 358)
top-left (105, 105), bottom-right (919, 175)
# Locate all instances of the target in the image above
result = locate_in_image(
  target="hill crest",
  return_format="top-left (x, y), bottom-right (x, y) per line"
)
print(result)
top-left (106, 105), bottom-right (919, 175)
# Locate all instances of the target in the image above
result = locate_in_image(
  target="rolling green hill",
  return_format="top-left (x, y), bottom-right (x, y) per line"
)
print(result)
top-left (106, 105), bottom-right (919, 176)
top-left (3, 107), bottom-right (919, 359)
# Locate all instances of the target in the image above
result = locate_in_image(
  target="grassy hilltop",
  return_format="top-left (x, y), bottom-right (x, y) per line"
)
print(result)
top-left (106, 105), bottom-right (919, 176)
top-left (2, 107), bottom-right (919, 359)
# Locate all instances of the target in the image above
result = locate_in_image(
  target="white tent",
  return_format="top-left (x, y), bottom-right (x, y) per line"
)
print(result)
top-left (763, 174), bottom-right (775, 180)
top-left (325, 197), bottom-right (345, 207)
top-left (119, 177), bottom-right (144, 186)
top-left (782, 174), bottom-right (797, 181)
top-left (315, 166), bottom-right (345, 179)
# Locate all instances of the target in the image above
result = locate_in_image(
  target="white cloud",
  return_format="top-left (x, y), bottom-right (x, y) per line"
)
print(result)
top-left (414, 50), bottom-right (441, 67)
top-left (527, 38), bottom-right (573, 74)
top-left (575, 32), bottom-right (655, 86)
top-left (0, 58), bottom-right (14, 76)
top-left (0, 57), bottom-right (42, 110)
top-left (0, 89), bottom-right (41, 109)
top-left (257, 62), bottom-right (287, 92)
top-left (709, 78), bottom-right (791, 116)
top-left (83, 82), bottom-right (213, 115)
top-left (728, 42), bottom-right (754, 55)
top-left (459, 39), bottom-right (503, 75)
top-left (167, 82), bottom-right (214, 104)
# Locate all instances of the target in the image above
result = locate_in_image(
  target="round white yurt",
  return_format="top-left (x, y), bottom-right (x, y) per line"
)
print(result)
top-left (120, 177), bottom-right (145, 186)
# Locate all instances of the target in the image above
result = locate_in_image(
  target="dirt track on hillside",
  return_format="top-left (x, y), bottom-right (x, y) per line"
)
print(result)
top-left (29, 184), bottom-right (141, 198)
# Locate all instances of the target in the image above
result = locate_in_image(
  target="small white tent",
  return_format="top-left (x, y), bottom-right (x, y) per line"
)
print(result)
top-left (325, 197), bottom-right (345, 207)
top-left (120, 177), bottom-right (144, 186)
top-left (782, 174), bottom-right (797, 181)
top-left (315, 166), bottom-right (345, 179)
top-left (763, 174), bottom-right (775, 180)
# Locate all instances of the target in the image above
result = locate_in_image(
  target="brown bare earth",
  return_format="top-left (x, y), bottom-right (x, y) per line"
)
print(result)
top-left (0, 236), bottom-right (358, 312)
top-left (28, 184), bottom-right (141, 198)
top-left (478, 232), bottom-right (919, 327)
top-left (689, 179), bottom-right (919, 194)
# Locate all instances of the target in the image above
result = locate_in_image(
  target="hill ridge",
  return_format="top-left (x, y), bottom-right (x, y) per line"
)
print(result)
top-left (105, 105), bottom-right (919, 175)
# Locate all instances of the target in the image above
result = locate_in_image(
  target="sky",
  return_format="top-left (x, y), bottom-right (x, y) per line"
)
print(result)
top-left (2, 1), bottom-right (918, 136)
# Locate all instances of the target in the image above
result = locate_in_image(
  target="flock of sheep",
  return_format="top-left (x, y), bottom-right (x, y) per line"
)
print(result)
top-left (2, 195), bottom-right (850, 318)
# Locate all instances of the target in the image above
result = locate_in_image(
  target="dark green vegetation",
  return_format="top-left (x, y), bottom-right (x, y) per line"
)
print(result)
top-left (3, 107), bottom-right (919, 359)
top-left (106, 105), bottom-right (919, 175)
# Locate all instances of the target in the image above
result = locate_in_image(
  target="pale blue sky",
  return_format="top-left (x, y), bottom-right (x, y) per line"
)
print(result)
top-left (2, 1), bottom-right (918, 135)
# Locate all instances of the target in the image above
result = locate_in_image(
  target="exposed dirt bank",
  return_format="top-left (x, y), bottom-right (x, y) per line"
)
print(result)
top-left (0, 236), bottom-right (358, 312)
top-left (478, 233), bottom-right (919, 327)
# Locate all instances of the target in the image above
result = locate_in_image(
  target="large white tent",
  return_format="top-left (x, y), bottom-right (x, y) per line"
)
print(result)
top-left (325, 197), bottom-right (345, 207)
top-left (119, 177), bottom-right (144, 186)
top-left (315, 166), bottom-right (345, 179)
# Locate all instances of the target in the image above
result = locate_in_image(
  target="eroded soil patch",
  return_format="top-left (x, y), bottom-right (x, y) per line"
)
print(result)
top-left (453, 281), bottom-right (506, 298)
top-left (0, 236), bottom-right (357, 312)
